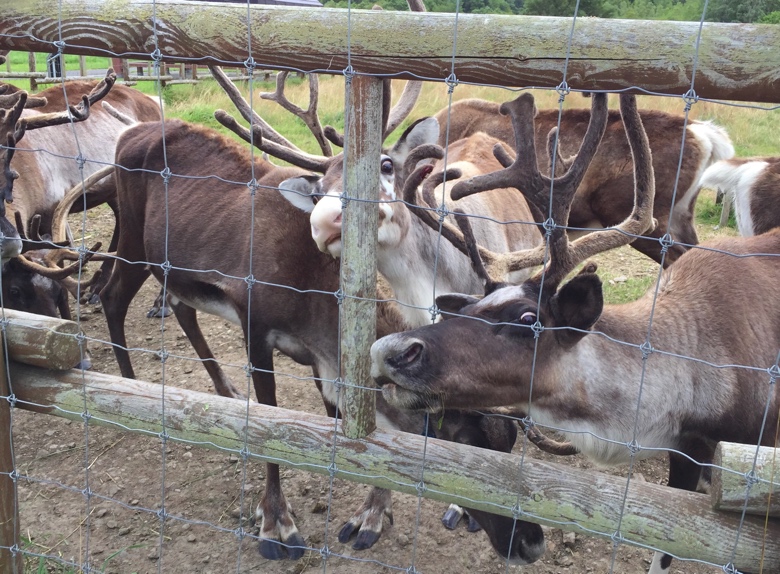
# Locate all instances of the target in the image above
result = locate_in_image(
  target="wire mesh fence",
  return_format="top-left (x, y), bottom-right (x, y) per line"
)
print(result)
top-left (0, 0), bottom-right (779, 573)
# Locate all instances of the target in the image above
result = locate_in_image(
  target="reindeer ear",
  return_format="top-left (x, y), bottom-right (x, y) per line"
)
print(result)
top-left (278, 175), bottom-right (321, 213)
top-left (549, 272), bottom-right (603, 347)
top-left (435, 293), bottom-right (480, 319)
top-left (390, 117), bottom-right (439, 158)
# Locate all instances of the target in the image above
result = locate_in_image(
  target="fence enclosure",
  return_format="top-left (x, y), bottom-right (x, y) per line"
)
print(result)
top-left (1, 1), bottom-right (779, 573)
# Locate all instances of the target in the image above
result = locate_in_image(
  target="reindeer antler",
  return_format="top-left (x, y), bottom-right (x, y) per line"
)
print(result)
top-left (260, 71), bottom-right (333, 157)
top-left (17, 69), bottom-right (116, 132)
top-left (442, 92), bottom-right (656, 288)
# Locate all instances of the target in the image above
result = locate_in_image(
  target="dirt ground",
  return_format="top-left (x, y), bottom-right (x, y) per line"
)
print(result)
top-left (9, 206), bottom-right (728, 574)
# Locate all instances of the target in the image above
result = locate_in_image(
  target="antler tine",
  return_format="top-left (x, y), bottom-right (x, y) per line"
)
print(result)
top-left (546, 127), bottom-right (573, 177)
top-left (260, 71), bottom-right (334, 157)
top-left (20, 69), bottom-right (116, 131)
top-left (400, 142), bottom-right (443, 185)
top-left (17, 241), bottom-right (103, 280)
top-left (102, 101), bottom-right (136, 125)
top-left (209, 64), bottom-right (304, 152)
top-left (214, 109), bottom-right (332, 173)
top-left (1, 92), bottom-right (27, 132)
top-left (384, 79), bottom-right (423, 139)
top-left (50, 165), bottom-right (115, 244)
top-left (453, 209), bottom-right (499, 292)
top-left (61, 268), bottom-right (104, 300)
top-left (558, 94), bottom-right (657, 278)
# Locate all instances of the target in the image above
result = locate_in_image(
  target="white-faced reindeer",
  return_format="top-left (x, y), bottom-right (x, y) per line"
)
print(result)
top-left (699, 157), bottom-right (780, 237)
top-left (99, 68), bottom-right (544, 563)
top-left (435, 97), bottom-right (734, 265)
top-left (371, 93), bottom-right (780, 574)
top-left (0, 72), bottom-right (161, 318)
top-left (265, 97), bottom-right (542, 334)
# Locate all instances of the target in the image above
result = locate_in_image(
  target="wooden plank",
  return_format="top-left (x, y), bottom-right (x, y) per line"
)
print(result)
top-left (340, 75), bottom-right (381, 438)
top-left (2, 309), bottom-right (81, 370)
top-left (712, 441), bottom-right (780, 518)
top-left (0, 339), bottom-right (22, 573)
top-left (9, 363), bottom-right (780, 571)
top-left (2, 1), bottom-right (780, 102)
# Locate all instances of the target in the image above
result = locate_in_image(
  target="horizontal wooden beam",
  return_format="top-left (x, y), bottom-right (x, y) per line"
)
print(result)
top-left (1, 1), bottom-right (780, 102)
top-left (2, 309), bottom-right (81, 370)
top-left (712, 441), bottom-right (780, 518)
top-left (8, 362), bottom-right (780, 571)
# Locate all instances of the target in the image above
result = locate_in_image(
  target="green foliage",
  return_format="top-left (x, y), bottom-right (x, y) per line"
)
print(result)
top-left (706, 0), bottom-right (780, 22)
top-left (760, 9), bottom-right (780, 22)
top-left (522, 0), bottom-right (616, 17)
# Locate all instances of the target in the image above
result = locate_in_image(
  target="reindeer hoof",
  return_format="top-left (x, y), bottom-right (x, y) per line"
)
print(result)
top-left (441, 505), bottom-right (465, 530)
top-left (337, 521), bottom-right (359, 544)
top-left (352, 529), bottom-right (381, 551)
top-left (258, 532), bottom-right (306, 560)
top-left (465, 514), bottom-right (482, 533)
top-left (258, 539), bottom-right (287, 560)
top-left (146, 304), bottom-right (172, 319)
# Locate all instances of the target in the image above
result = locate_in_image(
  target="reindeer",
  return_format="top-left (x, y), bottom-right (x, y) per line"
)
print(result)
top-left (370, 92), bottom-right (780, 574)
top-left (0, 72), bottom-right (161, 319)
top-left (699, 157), bottom-right (780, 237)
top-left (99, 74), bottom-right (543, 562)
top-left (434, 97), bottom-right (734, 265)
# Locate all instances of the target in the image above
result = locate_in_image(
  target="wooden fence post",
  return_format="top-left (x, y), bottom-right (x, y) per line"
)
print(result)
top-left (340, 74), bottom-right (381, 439)
top-left (0, 336), bottom-right (23, 574)
top-left (26, 51), bottom-right (36, 92)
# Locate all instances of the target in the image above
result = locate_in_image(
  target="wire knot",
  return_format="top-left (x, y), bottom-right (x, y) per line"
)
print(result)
top-left (243, 57), bottom-right (257, 72)
top-left (555, 81), bottom-right (571, 101)
top-left (247, 178), bottom-right (259, 196)
top-left (244, 274), bottom-right (257, 290)
top-left (445, 73), bottom-right (458, 94)
top-left (658, 233), bottom-right (674, 254)
top-left (160, 260), bottom-right (172, 276)
top-left (342, 65), bottom-right (355, 84)
top-left (682, 88), bottom-right (699, 111)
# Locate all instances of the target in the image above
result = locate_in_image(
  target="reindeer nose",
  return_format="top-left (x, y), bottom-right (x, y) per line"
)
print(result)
top-left (310, 195), bottom-right (343, 253)
top-left (371, 335), bottom-right (425, 378)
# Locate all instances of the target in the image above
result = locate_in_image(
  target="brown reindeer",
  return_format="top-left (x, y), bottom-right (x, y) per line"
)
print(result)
top-left (100, 94), bottom-right (543, 563)
top-left (0, 72), bottom-right (161, 316)
top-left (434, 97), bottom-right (734, 265)
top-left (699, 157), bottom-right (780, 237)
top-left (371, 93), bottom-right (780, 574)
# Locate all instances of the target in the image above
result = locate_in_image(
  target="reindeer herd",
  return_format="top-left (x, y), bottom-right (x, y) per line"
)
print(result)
top-left (1, 47), bottom-right (778, 574)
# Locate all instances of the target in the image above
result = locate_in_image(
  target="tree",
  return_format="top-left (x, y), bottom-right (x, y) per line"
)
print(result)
top-left (706, 0), bottom-right (780, 22)
top-left (522, 0), bottom-right (616, 17)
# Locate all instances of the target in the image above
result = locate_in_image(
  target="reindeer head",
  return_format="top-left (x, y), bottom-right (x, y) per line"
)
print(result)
top-left (209, 63), bottom-right (430, 258)
top-left (371, 92), bottom-right (657, 412)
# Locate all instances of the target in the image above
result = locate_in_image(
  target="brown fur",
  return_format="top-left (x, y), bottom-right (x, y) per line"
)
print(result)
top-left (435, 99), bottom-right (732, 265)
top-left (102, 119), bottom-right (532, 561)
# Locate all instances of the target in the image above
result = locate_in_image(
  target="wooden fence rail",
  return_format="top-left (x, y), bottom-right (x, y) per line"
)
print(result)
top-left (2, 0), bottom-right (780, 102)
top-left (0, 311), bottom-right (778, 571)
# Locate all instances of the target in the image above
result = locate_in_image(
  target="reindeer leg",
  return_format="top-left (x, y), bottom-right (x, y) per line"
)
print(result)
top-left (169, 299), bottom-right (244, 399)
top-left (249, 342), bottom-right (306, 560)
top-left (101, 259), bottom-right (151, 379)
top-left (648, 440), bottom-right (714, 574)
top-left (337, 486), bottom-right (393, 550)
top-left (85, 196), bottom-right (120, 306)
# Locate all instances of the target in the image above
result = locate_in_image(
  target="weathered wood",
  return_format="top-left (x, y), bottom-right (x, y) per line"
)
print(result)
top-left (0, 340), bottom-right (23, 573)
top-left (340, 75), bottom-right (381, 438)
top-left (2, 309), bottom-right (81, 370)
top-left (9, 364), bottom-right (780, 571)
top-left (712, 441), bottom-right (780, 518)
top-left (26, 51), bottom-right (36, 92)
top-left (2, 1), bottom-right (780, 102)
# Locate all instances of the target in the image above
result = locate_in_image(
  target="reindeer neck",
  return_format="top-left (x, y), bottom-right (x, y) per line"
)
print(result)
top-left (377, 208), bottom-right (483, 328)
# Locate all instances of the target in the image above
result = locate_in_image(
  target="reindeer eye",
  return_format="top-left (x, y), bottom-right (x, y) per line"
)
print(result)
top-left (380, 158), bottom-right (394, 175)
top-left (518, 312), bottom-right (536, 326)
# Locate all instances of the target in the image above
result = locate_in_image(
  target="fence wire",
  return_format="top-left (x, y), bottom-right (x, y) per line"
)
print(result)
top-left (0, 1), bottom-right (778, 573)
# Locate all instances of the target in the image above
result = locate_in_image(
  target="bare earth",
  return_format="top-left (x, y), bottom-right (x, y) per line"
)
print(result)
top-left (10, 207), bottom-right (724, 574)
